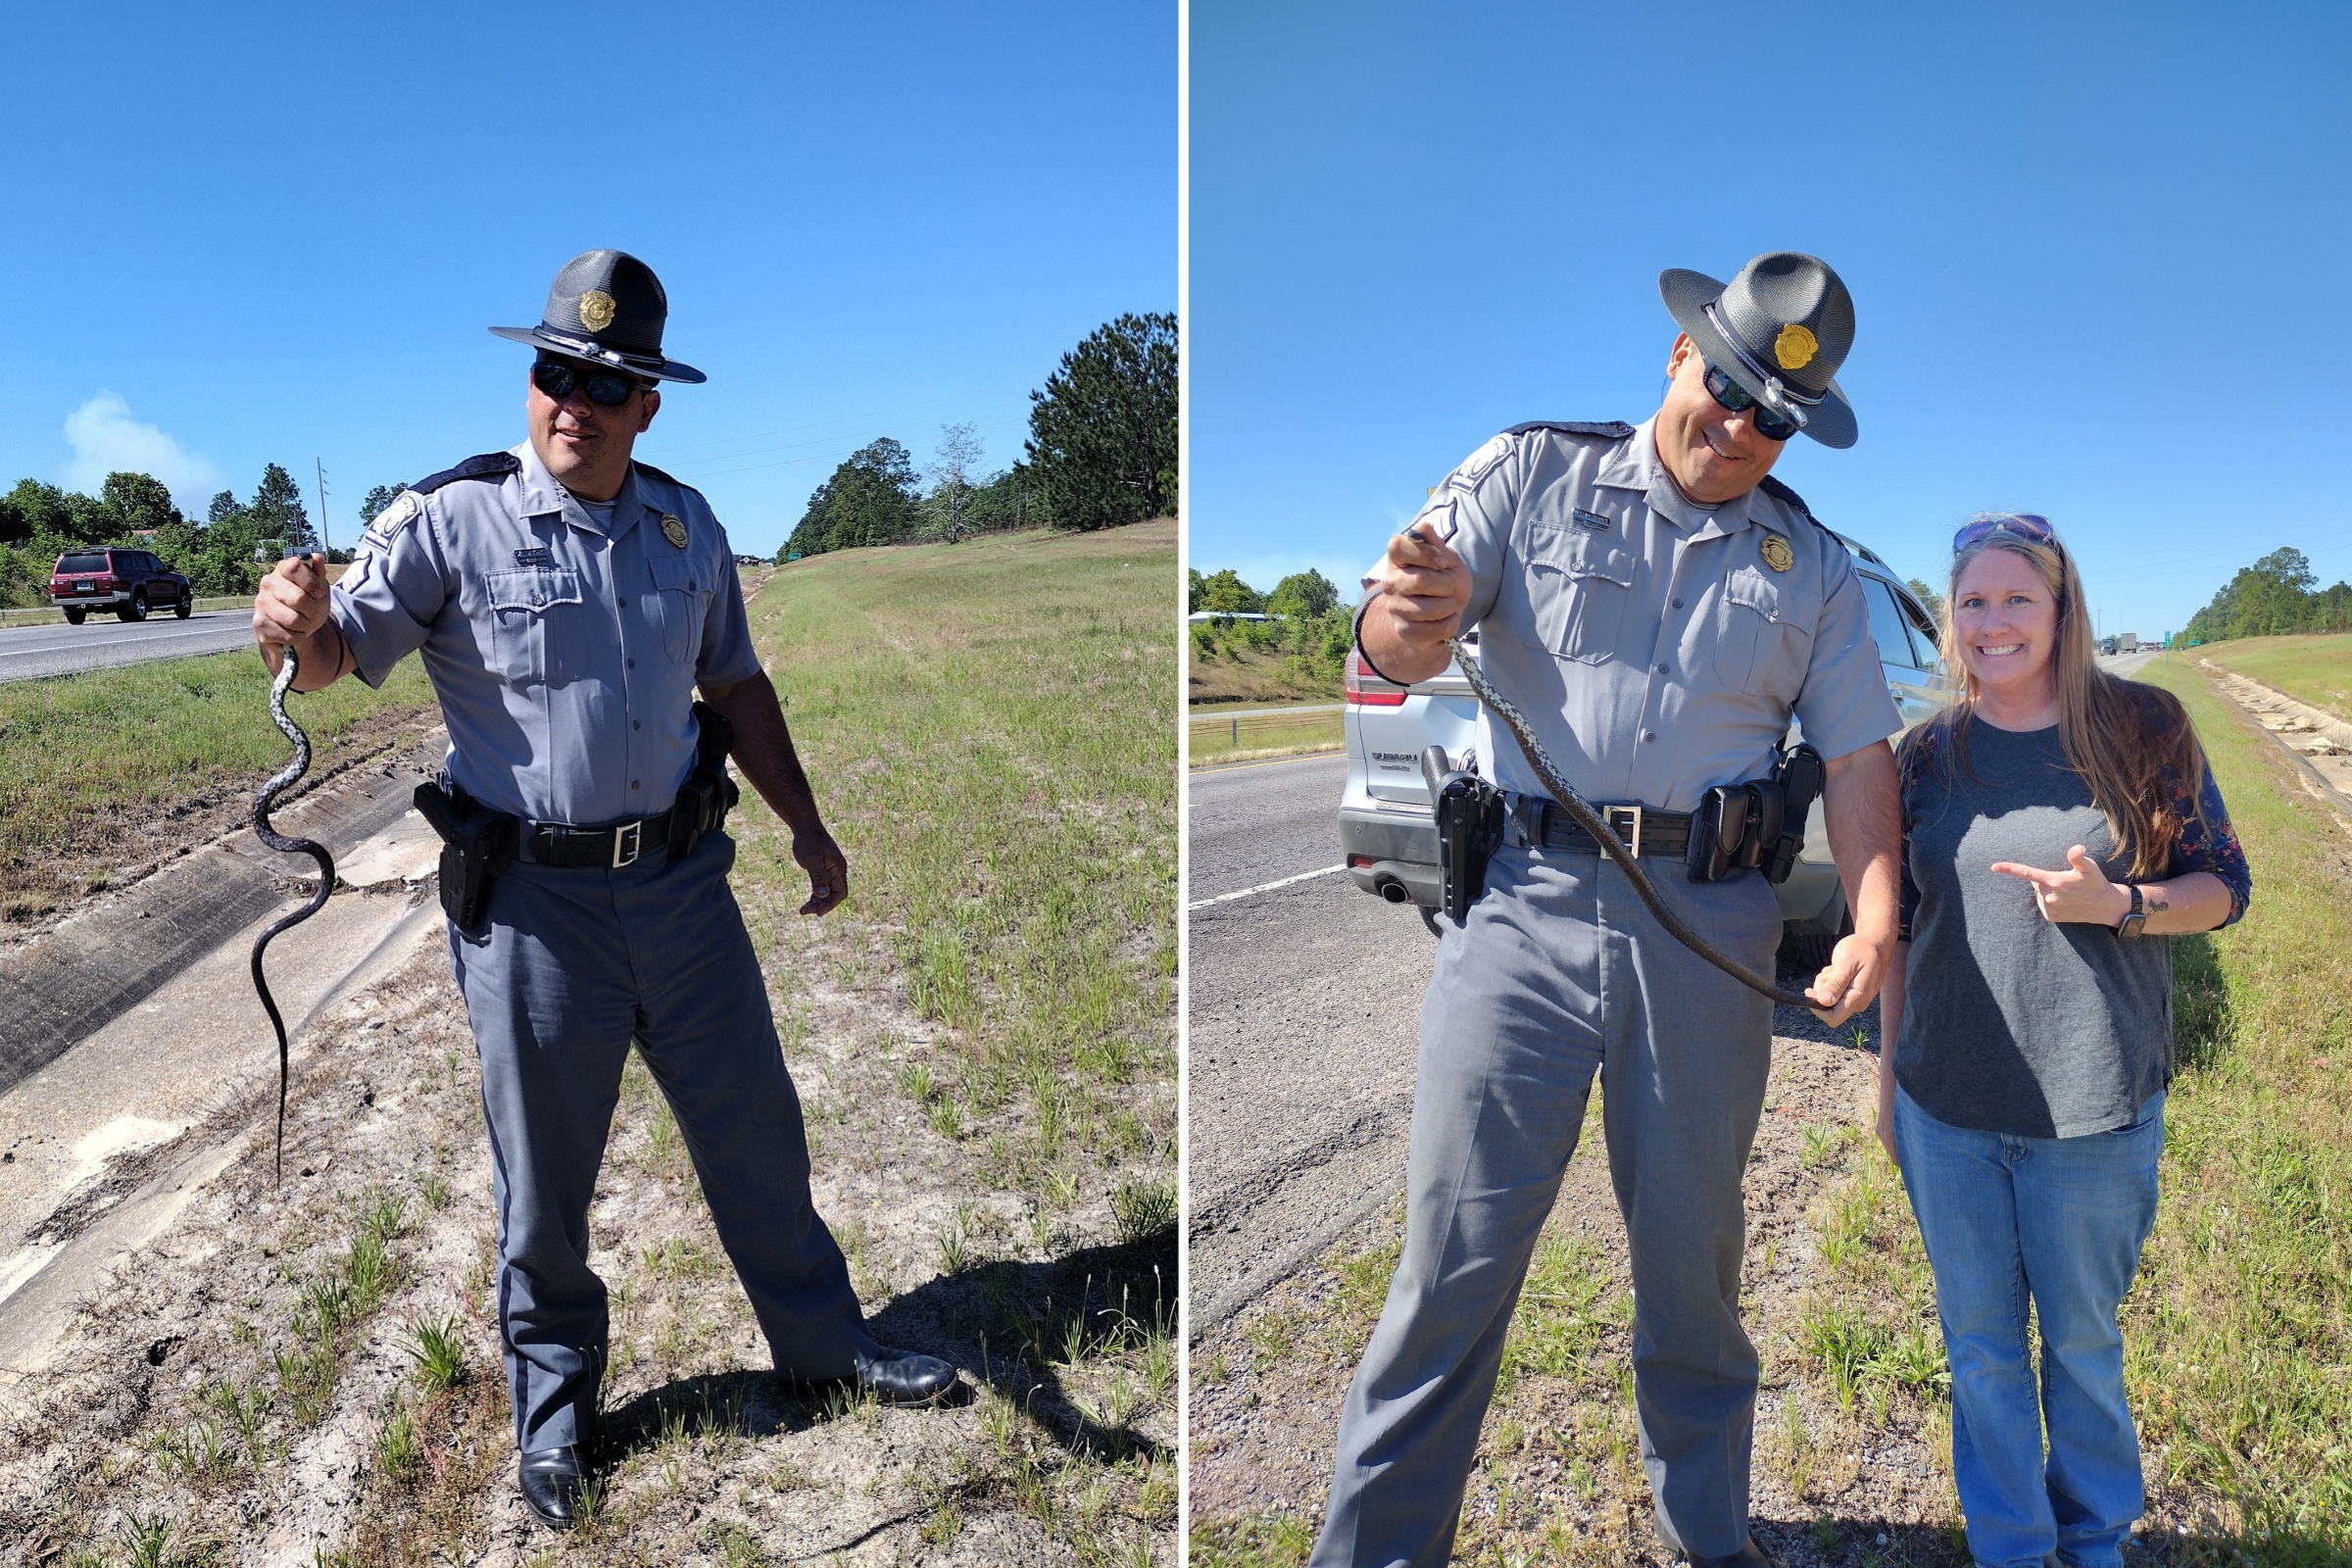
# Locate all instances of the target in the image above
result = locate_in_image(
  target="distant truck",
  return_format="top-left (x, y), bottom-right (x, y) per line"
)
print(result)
top-left (2117, 632), bottom-right (2138, 654)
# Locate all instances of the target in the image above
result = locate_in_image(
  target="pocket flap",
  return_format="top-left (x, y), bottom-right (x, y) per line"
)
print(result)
top-left (1723, 565), bottom-right (1784, 623)
top-left (1524, 519), bottom-right (1634, 587)
top-left (648, 556), bottom-right (705, 594)
top-left (485, 567), bottom-right (583, 612)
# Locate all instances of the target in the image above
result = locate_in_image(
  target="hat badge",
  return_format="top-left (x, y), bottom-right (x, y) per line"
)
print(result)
top-left (578, 289), bottom-right (617, 333)
top-left (661, 513), bottom-right (688, 549)
top-left (1773, 323), bottom-right (1818, 371)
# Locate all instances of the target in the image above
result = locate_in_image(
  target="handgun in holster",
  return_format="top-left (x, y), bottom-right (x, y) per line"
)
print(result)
top-left (1424, 746), bottom-right (1504, 922)
top-left (1685, 741), bottom-right (1825, 886)
top-left (667, 700), bottom-right (744, 860)
top-left (412, 774), bottom-right (515, 934)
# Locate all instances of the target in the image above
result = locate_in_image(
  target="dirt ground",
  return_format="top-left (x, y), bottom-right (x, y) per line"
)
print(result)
top-left (1, 851), bottom-right (1172, 1566)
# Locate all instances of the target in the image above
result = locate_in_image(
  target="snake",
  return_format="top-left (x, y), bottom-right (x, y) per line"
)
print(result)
top-left (250, 646), bottom-right (335, 1182)
top-left (1447, 635), bottom-right (1826, 1012)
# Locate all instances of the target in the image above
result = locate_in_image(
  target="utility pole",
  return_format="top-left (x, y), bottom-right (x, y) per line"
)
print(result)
top-left (315, 459), bottom-right (331, 560)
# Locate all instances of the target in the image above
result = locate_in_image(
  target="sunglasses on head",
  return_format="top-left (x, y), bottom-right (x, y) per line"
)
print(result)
top-left (532, 360), bottom-right (648, 408)
top-left (1700, 363), bottom-right (1803, 443)
top-left (1952, 514), bottom-right (2057, 553)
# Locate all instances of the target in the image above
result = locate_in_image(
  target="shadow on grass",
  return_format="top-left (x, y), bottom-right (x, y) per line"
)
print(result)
top-left (598, 1228), bottom-right (1177, 1471)
top-left (2170, 929), bottom-right (2234, 1075)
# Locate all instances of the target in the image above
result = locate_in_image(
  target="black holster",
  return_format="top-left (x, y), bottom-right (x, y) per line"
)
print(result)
top-left (1425, 746), bottom-right (1504, 921)
top-left (667, 701), bottom-right (743, 860)
top-left (1686, 742), bottom-right (1826, 886)
top-left (413, 776), bottom-right (515, 933)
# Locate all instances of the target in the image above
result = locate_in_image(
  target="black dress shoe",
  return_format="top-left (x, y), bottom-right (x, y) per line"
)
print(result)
top-left (852, 1343), bottom-right (957, 1404)
top-left (518, 1445), bottom-right (589, 1531)
top-left (1685, 1543), bottom-right (1776, 1568)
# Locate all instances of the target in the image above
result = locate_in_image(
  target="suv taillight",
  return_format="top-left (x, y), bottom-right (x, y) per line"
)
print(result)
top-left (1345, 649), bottom-right (1407, 707)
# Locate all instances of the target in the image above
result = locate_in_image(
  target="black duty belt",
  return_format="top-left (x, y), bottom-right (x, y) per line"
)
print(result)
top-left (517, 807), bottom-right (678, 867)
top-left (1506, 794), bottom-right (1692, 860)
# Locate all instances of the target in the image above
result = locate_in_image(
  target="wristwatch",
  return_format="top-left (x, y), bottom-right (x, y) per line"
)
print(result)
top-left (2116, 884), bottom-right (2148, 939)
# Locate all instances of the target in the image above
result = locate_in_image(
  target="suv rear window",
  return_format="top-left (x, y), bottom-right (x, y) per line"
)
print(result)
top-left (57, 552), bottom-right (110, 574)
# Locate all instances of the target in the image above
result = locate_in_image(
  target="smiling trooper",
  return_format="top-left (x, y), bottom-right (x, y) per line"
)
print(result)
top-left (1316, 253), bottom-right (1907, 1567)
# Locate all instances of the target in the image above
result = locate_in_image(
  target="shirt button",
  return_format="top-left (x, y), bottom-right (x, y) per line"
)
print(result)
top-left (1642, 730), bottom-right (1656, 742)
top-left (626, 659), bottom-right (635, 669)
top-left (530, 594), bottom-right (544, 608)
top-left (632, 720), bottom-right (641, 730)
top-left (631, 780), bottom-right (641, 790)
top-left (616, 596), bottom-right (628, 608)
top-left (1670, 598), bottom-right (1684, 610)
top-left (1655, 662), bottom-right (1669, 674)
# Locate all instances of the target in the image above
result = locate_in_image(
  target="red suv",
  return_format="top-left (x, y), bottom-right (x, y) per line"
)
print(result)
top-left (49, 548), bottom-right (194, 624)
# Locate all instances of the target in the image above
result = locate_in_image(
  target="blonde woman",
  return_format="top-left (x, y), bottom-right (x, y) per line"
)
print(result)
top-left (1877, 514), bottom-right (2249, 1567)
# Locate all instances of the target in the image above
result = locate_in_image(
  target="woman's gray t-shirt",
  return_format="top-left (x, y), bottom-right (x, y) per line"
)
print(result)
top-left (1894, 715), bottom-right (2242, 1139)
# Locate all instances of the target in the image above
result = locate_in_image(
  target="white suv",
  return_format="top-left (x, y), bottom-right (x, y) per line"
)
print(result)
top-left (1339, 531), bottom-right (1946, 964)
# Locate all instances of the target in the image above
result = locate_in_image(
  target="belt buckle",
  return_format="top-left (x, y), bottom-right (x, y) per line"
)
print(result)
top-left (1604, 805), bottom-right (1644, 858)
top-left (612, 820), bottom-right (641, 868)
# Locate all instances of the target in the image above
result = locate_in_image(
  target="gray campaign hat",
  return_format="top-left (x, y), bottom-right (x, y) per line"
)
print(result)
top-left (490, 249), bottom-right (707, 384)
top-left (1659, 252), bottom-right (1854, 448)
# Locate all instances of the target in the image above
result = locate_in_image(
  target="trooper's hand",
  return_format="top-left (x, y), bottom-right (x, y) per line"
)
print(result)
top-left (1806, 928), bottom-right (1891, 1028)
top-left (1384, 526), bottom-right (1472, 653)
top-left (252, 554), bottom-right (331, 647)
top-left (795, 827), bottom-right (849, 916)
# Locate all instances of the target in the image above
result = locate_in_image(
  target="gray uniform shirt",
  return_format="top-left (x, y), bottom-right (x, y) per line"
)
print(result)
top-left (330, 441), bottom-right (760, 826)
top-left (1386, 418), bottom-right (1899, 811)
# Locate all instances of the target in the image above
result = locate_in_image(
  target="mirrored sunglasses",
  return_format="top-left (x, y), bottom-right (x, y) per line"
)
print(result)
top-left (1952, 514), bottom-right (2057, 553)
top-left (532, 360), bottom-right (647, 408)
top-left (1701, 363), bottom-right (1802, 443)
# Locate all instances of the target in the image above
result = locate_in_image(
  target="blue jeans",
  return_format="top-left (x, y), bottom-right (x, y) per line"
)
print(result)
top-left (1891, 1085), bottom-right (2164, 1568)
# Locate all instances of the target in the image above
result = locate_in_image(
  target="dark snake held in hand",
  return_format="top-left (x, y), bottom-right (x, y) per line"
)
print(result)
top-left (250, 647), bottom-right (335, 1182)
top-left (1448, 636), bottom-right (1824, 1012)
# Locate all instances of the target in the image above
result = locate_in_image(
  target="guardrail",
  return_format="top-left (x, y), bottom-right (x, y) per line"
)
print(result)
top-left (1189, 704), bottom-right (1345, 760)
top-left (0, 596), bottom-right (254, 628)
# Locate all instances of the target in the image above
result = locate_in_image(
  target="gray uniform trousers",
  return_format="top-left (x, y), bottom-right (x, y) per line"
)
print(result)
top-left (1310, 837), bottom-right (1783, 1565)
top-left (448, 828), bottom-right (862, 1450)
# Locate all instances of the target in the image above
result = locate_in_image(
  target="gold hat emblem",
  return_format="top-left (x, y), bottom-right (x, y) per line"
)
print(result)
top-left (578, 289), bottom-right (617, 333)
top-left (1774, 322), bottom-right (1818, 371)
top-left (1760, 533), bottom-right (1793, 573)
top-left (661, 513), bottom-right (688, 549)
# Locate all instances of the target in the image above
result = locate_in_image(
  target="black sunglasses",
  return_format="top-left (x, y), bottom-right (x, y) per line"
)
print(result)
top-left (532, 360), bottom-right (648, 408)
top-left (1952, 514), bottom-right (2057, 553)
top-left (1701, 363), bottom-right (1802, 443)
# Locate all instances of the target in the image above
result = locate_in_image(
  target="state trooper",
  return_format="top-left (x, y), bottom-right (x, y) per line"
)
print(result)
top-left (1315, 254), bottom-right (1905, 1567)
top-left (250, 250), bottom-right (955, 1532)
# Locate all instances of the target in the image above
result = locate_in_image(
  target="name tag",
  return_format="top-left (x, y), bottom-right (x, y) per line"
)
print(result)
top-left (514, 547), bottom-right (553, 566)
top-left (1571, 509), bottom-right (1611, 533)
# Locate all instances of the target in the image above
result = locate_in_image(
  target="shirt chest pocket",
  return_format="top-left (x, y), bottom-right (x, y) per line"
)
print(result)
top-left (1711, 564), bottom-right (1814, 698)
top-left (1518, 518), bottom-right (1636, 664)
top-left (484, 568), bottom-right (584, 686)
top-left (647, 555), bottom-right (709, 665)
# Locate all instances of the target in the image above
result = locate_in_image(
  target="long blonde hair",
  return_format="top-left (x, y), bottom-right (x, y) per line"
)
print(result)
top-left (1919, 516), bottom-right (2210, 879)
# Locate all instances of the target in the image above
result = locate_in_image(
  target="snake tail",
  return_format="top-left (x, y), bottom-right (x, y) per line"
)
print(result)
top-left (250, 645), bottom-right (337, 1183)
top-left (1449, 638), bottom-right (1822, 1012)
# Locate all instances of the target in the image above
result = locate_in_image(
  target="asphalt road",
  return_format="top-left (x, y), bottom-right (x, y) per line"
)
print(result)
top-left (0, 612), bottom-right (257, 684)
top-left (1188, 752), bottom-right (1435, 1336)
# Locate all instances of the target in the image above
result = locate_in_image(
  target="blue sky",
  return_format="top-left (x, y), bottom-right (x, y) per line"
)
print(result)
top-left (1190, 2), bottom-right (2352, 643)
top-left (0, 2), bottom-right (1172, 559)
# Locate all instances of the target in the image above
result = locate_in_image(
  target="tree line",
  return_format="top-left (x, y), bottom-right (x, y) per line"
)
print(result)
top-left (2181, 547), bottom-right (2352, 644)
top-left (0, 464), bottom-right (333, 604)
top-left (1188, 565), bottom-right (1354, 684)
top-left (784, 312), bottom-right (1177, 560)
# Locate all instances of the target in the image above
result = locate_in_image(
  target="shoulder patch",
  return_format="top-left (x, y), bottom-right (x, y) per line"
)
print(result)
top-left (359, 489), bottom-right (424, 550)
top-left (1448, 433), bottom-right (1514, 489)
top-left (411, 452), bottom-right (521, 495)
top-left (1503, 420), bottom-right (1637, 441)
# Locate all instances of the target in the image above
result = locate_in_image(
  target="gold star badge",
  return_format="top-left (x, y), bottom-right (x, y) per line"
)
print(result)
top-left (661, 513), bottom-right (688, 549)
top-left (1774, 322), bottom-right (1818, 371)
top-left (1760, 534), bottom-right (1793, 573)
top-left (578, 290), bottom-right (616, 333)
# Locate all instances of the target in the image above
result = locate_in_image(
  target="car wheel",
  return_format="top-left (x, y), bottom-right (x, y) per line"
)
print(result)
top-left (63, 607), bottom-right (85, 625)
top-left (1778, 907), bottom-right (1854, 975)
top-left (122, 589), bottom-right (148, 622)
top-left (174, 586), bottom-right (192, 618)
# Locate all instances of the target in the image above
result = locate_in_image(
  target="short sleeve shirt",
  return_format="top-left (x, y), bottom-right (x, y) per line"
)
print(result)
top-left (1374, 418), bottom-right (1901, 811)
top-left (328, 441), bottom-right (760, 826)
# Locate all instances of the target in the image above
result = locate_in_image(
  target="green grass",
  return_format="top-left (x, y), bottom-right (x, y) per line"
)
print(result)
top-left (0, 644), bottom-right (435, 875)
top-left (2123, 655), bottom-right (2352, 1550)
top-left (2193, 632), bottom-right (2352, 723)
top-left (1188, 707), bottom-right (1344, 764)
top-left (742, 523), bottom-right (1177, 1183)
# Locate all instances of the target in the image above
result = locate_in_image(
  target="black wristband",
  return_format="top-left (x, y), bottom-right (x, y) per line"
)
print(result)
top-left (1351, 598), bottom-right (1413, 688)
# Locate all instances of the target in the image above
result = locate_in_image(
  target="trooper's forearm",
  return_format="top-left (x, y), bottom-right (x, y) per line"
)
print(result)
top-left (701, 671), bottom-right (825, 838)
top-left (1822, 741), bottom-right (1902, 944)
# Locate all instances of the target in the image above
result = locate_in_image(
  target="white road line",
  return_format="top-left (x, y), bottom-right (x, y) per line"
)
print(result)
top-left (1188, 863), bottom-right (1348, 910)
